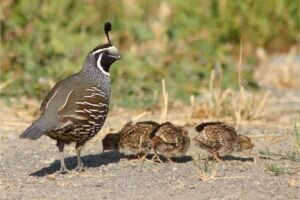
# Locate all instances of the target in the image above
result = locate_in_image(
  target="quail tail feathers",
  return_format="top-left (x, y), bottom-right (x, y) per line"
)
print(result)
top-left (20, 116), bottom-right (55, 140)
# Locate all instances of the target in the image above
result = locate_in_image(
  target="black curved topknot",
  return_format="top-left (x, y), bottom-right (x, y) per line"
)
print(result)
top-left (104, 22), bottom-right (112, 44)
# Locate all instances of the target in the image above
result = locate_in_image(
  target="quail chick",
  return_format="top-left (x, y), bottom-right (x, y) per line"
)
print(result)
top-left (102, 121), bottom-right (159, 160)
top-left (150, 122), bottom-right (191, 163)
top-left (194, 121), bottom-right (254, 162)
top-left (20, 22), bottom-right (122, 173)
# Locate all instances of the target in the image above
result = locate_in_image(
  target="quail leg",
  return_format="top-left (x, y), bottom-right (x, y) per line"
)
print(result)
top-left (57, 140), bottom-right (69, 174)
top-left (128, 153), bottom-right (154, 163)
top-left (75, 142), bottom-right (85, 171)
top-left (152, 149), bottom-right (163, 163)
top-left (138, 153), bottom-right (156, 163)
top-left (151, 138), bottom-right (164, 163)
top-left (137, 153), bottom-right (147, 160)
top-left (164, 154), bottom-right (174, 164)
top-left (212, 152), bottom-right (223, 162)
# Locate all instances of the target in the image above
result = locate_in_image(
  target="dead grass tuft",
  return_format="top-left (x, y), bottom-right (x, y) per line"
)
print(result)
top-left (191, 43), bottom-right (270, 122)
top-left (159, 78), bottom-right (168, 123)
top-left (288, 121), bottom-right (300, 153)
top-left (255, 47), bottom-right (300, 89)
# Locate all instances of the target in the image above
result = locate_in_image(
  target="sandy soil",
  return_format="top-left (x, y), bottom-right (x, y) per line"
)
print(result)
top-left (0, 89), bottom-right (299, 200)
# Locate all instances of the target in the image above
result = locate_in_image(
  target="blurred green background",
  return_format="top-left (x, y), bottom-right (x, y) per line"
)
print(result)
top-left (1, 0), bottom-right (299, 108)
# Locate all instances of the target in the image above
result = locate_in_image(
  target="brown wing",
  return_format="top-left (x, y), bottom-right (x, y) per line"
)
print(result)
top-left (195, 121), bottom-right (225, 132)
top-left (119, 121), bottom-right (154, 148)
top-left (119, 122), bottom-right (135, 135)
top-left (119, 122), bottom-right (136, 145)
top-left (57, 85), bottom-right (109, 128)
top-left (135, 121), bottom-right (159, 127)
top-left (155, 122), bottom-right (181, 144)
top-left (195, 123), bottom-right (237, 149)
top-left (40, 80), bottom-right (64, 113)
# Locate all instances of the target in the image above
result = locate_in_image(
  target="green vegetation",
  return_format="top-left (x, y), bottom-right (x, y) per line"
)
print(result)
top-left (265, 164), bottom-right (293, 176)
top-left (1, 0), bottom-right (298, 108)
top-left (289, 121), bottom-right (300, 152)
top-left (259, 147), bottom-right (300, 162)
top-left (192, 152), bottom-right (218, 180)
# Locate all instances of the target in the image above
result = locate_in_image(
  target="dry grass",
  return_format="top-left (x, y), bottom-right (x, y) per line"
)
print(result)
top-left (191, 43), bottom-right (270, 122)
top-left (235, 42), bottom-right (244, 128)
top-left (159, 78), bottom-right (168, 123)
top-left (255, 47), bottom-right (300, 89)
top-left (132, 111), bottom-right (152, 122)
top-left (288, 121), bottom-right (300, 153)
top-left (0, 74), bottom-right (20, 92)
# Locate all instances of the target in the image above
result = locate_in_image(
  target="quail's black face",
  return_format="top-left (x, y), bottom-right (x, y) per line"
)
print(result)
top-left (92, 44), bottom-right (122, 75)
top-left (102, 133), bottom-right (120, 151)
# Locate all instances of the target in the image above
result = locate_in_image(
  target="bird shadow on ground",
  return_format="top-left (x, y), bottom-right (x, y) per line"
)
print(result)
top-left (172, 155), bottom-right (193, 163)
top-left (146, 154), bottom-right (193, 163)
top-left (221, 155), bottom-right (254, 162)
top-left (116, 154), bottom-right (193, 163)
top-left (30, 151), bottom-right (120, 177)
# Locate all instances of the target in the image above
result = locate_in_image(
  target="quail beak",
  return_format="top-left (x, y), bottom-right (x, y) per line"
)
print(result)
top-left (108, 52), bottom-right (122, 60)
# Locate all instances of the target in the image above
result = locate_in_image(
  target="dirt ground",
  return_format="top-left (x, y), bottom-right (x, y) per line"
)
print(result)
top-left (0, 88), bottom-right (299, 200)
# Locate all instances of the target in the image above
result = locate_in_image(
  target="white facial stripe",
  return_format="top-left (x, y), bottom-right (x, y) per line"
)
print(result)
top-left (93, 45), bottom-right (119, 76)
top-left (96, 53), bottom-right (110, 76)
top-left (92, 46), bottom-right (118, 55)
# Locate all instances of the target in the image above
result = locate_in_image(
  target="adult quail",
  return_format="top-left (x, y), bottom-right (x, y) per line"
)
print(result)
top-left (20, 22), bottom-right (122, 173)
top-left (193, 121), bottom-right (254, 162)
top-left (150, 122), bottom-right (191, 163)
top-left (102, 121), bottom-right (159, 161)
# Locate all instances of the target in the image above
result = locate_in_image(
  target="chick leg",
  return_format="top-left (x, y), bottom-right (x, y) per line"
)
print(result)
top-left (152, 149), bottom-right (163, 163)
top-left (164, 155), bottom-right (174, 164)
top-left (127, 153), bottom-right (144, 163)
top-left (151, 137), bottom-right (164, 163)
top-left (138, 153), bottom-right (156, 163)
top-left (138, 153), bottom-right (147, 160)
top-left (212, 152), bottom-right (223, 162)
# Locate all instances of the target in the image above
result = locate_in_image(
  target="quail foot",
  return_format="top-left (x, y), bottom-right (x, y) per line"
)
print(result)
top-left (20, 22), bottom-right (122, 173)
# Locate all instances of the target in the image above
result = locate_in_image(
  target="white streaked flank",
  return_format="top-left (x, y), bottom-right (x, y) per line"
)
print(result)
top-left (60, 121), bottom-right (73, 129)
top-left (58, 90), bottom-right (74, 112)
top-left (63, 114), bottom-right (87, 120)
top-left (91, 93), bottom-right (106, 97)
top-left (75, 110), bottom-right (86, 113)
top-left (83, 109), bottom-right (91, 113)
top-left (83, 101), bottom-right (102, 107)
top-left (45, 89), bottom-right (59, 110)
top-left (84, 95), bottom-right (96, 98)
top-left (82, 124), bottom-right (91, 127)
